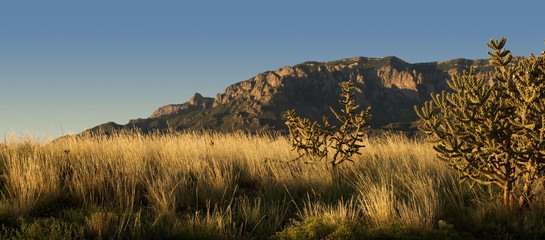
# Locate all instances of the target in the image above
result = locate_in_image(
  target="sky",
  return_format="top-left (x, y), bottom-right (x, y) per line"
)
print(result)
top-left (1, 0), bottom-right (544, 139)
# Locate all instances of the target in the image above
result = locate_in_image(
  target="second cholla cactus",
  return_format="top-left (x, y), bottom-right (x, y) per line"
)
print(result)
top-left (415, 37), bottom-right (545, 207)
top-left (285, 80), bottom-right (372, 169)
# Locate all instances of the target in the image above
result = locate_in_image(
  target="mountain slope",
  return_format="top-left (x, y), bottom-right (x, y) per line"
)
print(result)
top-left (87, 56), bottom-right (514, 134)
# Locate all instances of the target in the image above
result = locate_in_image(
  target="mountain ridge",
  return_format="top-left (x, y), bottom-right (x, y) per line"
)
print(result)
top-left (86, 55), bottom-right (520, 135)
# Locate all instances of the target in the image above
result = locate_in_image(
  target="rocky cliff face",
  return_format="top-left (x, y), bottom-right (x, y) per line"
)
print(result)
top-left (150, 93), bottom-right (214, 118)
top-left (88, 56), bottom-right (512, 134)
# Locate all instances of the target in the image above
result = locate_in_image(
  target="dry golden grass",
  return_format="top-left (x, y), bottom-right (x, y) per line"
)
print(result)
top-left (0, 131), bottom-right (542, 239)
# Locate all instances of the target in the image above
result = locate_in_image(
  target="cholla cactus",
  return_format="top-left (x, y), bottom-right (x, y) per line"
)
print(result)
top-left (415, 37), bottom-right (545, 207)
top-left (285, 80), bottom-right (372, 169)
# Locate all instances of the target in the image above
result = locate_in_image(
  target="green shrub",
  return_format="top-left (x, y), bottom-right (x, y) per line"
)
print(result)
top-left (0, 218), bottom-right (85, 240)
top-left (272, 217), bottom-right (355, 240)
top-left (272, 217), bottom-right (474, 240)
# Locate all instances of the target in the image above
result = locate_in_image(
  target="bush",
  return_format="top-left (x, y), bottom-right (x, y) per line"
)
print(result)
top-left (0, 218), bottom-right (85, 240)
top-left (272, 217), bottom-right (474, 240)
top-left (271, 217), bottom-right (355, 240)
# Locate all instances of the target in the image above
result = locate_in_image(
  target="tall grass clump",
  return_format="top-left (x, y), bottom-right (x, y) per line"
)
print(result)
top-left (0, 130), bottom-right (543, 239)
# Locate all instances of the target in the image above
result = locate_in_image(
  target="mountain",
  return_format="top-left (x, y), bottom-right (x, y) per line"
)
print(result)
top-left (87, 56), bottom-right (518, 135)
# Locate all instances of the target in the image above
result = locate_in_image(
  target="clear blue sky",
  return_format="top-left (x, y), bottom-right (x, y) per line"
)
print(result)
top-left (1, 0), bottom-right (544, 139)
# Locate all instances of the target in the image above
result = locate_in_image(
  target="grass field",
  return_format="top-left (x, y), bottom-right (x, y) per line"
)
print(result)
top-left (1, 131), bottom-right (544, 239)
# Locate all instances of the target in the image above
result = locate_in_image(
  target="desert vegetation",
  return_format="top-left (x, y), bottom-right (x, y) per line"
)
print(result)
top-left (285, 79), bottom-right (372, 169)
top-left (1, 131), bottom-right (545, 239)
top-left (416, 38), bottom-right (545, 207)
top-left (1, 38), bottom-right (544, 240)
